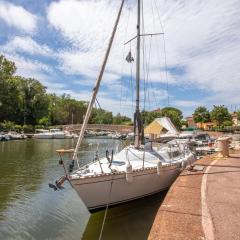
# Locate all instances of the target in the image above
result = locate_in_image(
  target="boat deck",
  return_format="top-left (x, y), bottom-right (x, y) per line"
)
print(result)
top-left (71, 146), bottom-right (190, 179)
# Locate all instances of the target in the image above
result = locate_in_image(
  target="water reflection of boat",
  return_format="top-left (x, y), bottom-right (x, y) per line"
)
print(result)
top-left (55, 0), bottom-right (195, 211)
top-left (82, 191), bottom-right (167, 239)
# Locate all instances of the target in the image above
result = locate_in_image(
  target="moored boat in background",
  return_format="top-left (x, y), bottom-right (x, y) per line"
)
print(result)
top-left (49, 129), bottom-right (65, 139)
top-left (33, 129), bottom-right (53, 139)
top-left (8, 131), bottom-right (27, 140)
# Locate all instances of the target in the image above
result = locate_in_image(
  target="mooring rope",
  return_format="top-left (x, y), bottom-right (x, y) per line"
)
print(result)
top-left (98, 177), bottom-right (114, 240)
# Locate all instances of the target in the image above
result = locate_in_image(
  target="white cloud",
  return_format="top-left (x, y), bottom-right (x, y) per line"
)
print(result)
top-left (4, 53), bottom-right (53, 81)
top-left (47, 0), bottom-right (121, 49)
top-left (47, 0), bottom-right (177, 95)
top-left (173, 100), bottom-right (200, 108)
top-left (157, 0), bottom-right (240, 98)
top-left (1, 36), bottom-right (54, 56)
top-left (0, 1), bottom-right (37, 32)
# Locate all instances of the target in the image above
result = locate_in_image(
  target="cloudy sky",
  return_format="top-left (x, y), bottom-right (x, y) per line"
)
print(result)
top-left (0, 0), bottom-right (239, 117)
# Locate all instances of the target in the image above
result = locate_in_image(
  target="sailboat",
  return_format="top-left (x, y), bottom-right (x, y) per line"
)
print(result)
top-left (55, 0), bottom-right (195, 211)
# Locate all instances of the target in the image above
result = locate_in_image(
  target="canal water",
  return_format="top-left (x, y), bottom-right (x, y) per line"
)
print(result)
top-left (0, 139), bottom-right (166, 240)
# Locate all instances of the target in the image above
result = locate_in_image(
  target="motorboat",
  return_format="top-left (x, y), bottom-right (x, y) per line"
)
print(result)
top-left (8, 131), bottom-right (27, 140)
top-left (0, 133), bottom-right (10, 141)
top-left (49, 129), bottom-right (65, 139)
top-left (64, 131), bottom-right (78, 139)
top-left (33, 129), bottom-right (53, 139)
top-left (126, 132), bottom-right (134, 140)
top-left (178, 131), bottom-right (214, 146)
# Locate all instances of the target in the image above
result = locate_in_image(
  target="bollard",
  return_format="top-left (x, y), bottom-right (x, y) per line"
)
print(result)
top-left (216, 136), bottom-right (231, 158)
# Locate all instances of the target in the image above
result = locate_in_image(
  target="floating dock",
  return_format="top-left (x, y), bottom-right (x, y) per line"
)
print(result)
top-left (148, 151), bottom-right (240, 240)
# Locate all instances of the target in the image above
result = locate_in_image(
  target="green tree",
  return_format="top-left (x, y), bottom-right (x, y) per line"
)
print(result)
top-left (20, 78), bottom-right (49, 125)
top-left (48, 94), bottom-right (87, 125)
top-left (0, 55), bottom-right (50, 125)
top-left (222, 120), bottom-right (233, 127)
top-left (210, 105), bottom-right (231, 127)
top-left (0, 76), bottom-right (23, 123)
top-left (0, 55), bottom-right (22, 123)
top-left (113, 113), bottom-right (132, 125)
top-left (37, 117), bottom-right (51, 127)
top-left (141, 110), bottom-right (162, 125)
top-left (1, 120), bottom-right (15, 131)
top-left (0, 55), bottom-right (143, 128)
top-left (141, 107), bottom-right (183, 129)
top-left (90, 109), bottom-right (113, 124)
top-left (193, 106), bottom-right (210, 128)
top-left (0, 55), bottom-right (16, 78)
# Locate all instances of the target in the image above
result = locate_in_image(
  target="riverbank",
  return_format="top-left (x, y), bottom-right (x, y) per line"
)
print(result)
top-left (148, 150), bottom-right (240, 240)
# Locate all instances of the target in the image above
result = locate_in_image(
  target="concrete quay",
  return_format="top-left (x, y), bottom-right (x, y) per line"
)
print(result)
top-left (148, 151), bottom-right (240, 240)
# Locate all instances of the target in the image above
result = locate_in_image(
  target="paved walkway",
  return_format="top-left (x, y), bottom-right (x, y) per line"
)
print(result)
top-left (148, 151), bottom-right (240, 240)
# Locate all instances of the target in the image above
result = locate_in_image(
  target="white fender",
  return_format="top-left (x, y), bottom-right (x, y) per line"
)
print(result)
top-left (126, 163), bottom-right (133, 183)
top-left (181, 159), bottom-right (186, 169)
top-left (190, 155), bottom-right (194, 164)
top-left (157, 160), bottom-right (162, 175)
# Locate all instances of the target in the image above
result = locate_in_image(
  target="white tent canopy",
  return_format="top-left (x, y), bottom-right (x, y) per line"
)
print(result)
top-left (155, 117), bottom-right (179, 135)
top-left (144, 117), bottom-right (179, 138)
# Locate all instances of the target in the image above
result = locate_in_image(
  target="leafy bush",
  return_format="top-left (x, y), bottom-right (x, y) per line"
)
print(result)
top-left (23, 125), bottom-right (34, 133)
top-left (222, 120), bottom-right (233, 127)
top-left (2, 120), bottom-right (15, 131)
top-left (14, 124), bottom-right (23, 132)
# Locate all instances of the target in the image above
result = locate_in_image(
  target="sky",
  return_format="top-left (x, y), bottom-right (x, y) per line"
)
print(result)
top-left (0, 0), bottom-right (240, 118)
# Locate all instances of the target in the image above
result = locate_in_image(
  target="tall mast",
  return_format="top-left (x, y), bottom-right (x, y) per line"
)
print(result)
top-left (134, 0), bottom-right (142, 148)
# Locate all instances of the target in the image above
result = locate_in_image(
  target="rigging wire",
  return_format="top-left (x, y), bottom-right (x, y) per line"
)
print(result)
top-left (119, 0), bottom-right (131, 115)
top-left (150, 0), bottom-right (164, 86)
top-left (141, 0), bottom-right (146, 111)
top-left (141, 1), bottom-right (159, 111)
top-left (122, 2), bottom-right (137, 117)
top-left (145, 37), bottom-right (154, 109)
top-left (141, 0), bottom-right (154, 110)
top-left (142, 0), bottom-right (166, 111)
top-left (95, 97), bottom-right (102, 110)
top-left (153, 0), bottom-right (170, 106)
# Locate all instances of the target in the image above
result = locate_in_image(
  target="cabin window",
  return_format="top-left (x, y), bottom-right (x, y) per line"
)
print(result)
top-left (195, 134), bottom-right (210, 141)
top-left (169, 150), bottom-right (181, 158)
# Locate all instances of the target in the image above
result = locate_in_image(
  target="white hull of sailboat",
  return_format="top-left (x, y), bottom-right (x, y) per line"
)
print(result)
top-left (70, 157), bottom-right (192, 210)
